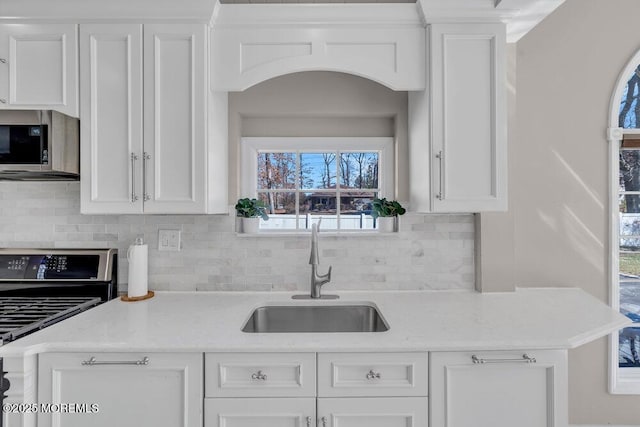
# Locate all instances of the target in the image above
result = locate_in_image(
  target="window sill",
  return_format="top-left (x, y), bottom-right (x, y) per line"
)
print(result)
top-left (235, 230), bottom-right (401, 238)
top-left (610, 376), bottom-right (640, 394)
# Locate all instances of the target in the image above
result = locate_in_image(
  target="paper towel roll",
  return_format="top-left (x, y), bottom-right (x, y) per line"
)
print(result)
top-left (127, 243), bottom-right (148, 298)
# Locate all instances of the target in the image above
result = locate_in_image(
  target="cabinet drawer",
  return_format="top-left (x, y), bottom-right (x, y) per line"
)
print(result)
top-left (205, 353), bottom-right (316, 397)
top-left (318, 397), bottom-right (428, 427)
top-left (317, 352), bottom-right (428, 397)
top-left (204, 398), bottom-right (316, 427)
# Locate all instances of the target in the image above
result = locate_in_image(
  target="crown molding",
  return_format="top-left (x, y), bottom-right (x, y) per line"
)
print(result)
top-left (213, 3), bottom-right (424, 29)
top-left (416, 0), bottom-right (566, 42)
top-left (0, 0), bottom-right (214, 22)
top-left (0, 0), bottom-right (564, 41)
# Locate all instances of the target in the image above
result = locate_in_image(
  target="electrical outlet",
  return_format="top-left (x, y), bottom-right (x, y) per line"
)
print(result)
top-left (158, 229), bottom-right (181, 251)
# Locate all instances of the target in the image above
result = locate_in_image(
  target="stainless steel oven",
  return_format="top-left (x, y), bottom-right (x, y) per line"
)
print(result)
top-left (0, 248), bottom-right (118, 419)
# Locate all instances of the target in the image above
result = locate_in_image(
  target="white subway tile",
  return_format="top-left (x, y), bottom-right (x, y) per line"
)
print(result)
top-left (0, 185), bottom-right (476, 292)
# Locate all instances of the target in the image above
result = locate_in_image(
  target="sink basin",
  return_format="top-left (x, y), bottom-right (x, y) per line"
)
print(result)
top-left (241, 304), bottom-right (389, 333)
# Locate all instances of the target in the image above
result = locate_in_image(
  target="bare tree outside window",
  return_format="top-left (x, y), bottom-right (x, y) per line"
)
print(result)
top-left (255, 150), bottom-right (380, 230)
top-left (618, 64), bottom-right (640, 368)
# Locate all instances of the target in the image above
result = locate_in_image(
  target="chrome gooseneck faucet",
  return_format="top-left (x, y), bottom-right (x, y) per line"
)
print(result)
top-left (309, 219), bottom-right (333, 299)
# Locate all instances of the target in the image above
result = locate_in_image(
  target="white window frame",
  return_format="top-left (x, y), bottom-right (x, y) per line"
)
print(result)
top-left (608, 49), bottom-right (640, 394)
top-left (241, 137), bottom-right (395, 232)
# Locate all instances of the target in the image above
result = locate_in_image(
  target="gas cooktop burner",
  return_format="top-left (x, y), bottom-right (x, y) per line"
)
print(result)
top-left (0, 296), bottom-right (101, 344)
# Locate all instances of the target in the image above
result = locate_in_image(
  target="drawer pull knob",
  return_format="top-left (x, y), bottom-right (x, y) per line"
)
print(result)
top-left (471, 354), bottom-right (537, 364)
top-left (251, 370), bottom-right (267, 381)
top-left (306, 416), bottom-right (312, 427)
top-left (366, 370), bottom-right (381, 380)
top-left (320, 416), bottom-right (327, 427)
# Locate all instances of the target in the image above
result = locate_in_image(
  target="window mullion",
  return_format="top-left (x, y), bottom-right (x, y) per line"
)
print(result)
top-left (296, 151), bottom-right (301, 230)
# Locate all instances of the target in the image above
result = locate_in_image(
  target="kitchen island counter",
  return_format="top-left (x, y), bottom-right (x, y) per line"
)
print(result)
top-left (0, 288), bottom-right (629, 355)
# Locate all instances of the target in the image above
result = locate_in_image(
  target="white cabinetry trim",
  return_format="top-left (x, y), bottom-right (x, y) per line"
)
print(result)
top-left (211, 4), bottom-right (425, 91)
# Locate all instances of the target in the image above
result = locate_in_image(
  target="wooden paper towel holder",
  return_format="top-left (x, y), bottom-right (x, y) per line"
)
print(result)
top-left (120, 291), bottom-right (155, 302)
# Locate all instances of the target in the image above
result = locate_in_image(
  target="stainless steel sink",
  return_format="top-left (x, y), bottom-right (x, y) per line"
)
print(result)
top-left (241, 304), bottom-right (389, 333)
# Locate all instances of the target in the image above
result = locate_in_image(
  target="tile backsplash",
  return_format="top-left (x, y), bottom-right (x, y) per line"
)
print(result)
top-left (0, 182), bottom-right (475, 293)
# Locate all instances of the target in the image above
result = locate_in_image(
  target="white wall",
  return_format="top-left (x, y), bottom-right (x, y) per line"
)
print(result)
top-left (482, 0), bottom-right (640, 423)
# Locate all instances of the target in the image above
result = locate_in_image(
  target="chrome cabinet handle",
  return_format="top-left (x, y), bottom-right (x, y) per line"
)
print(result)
top-left (0, 58), bottom-right (6, 64)
top-left (435, 150), bottom-right (444, 200)
top-left (143, 151), bottom-right (151, 201)
top-left (306, 416), bottom-right (312, 427)
top-left (251, 370), bottom-right (267, 381)
top-left (82, 356), bottom-right (149, 366)
top-left (366, 369), bottom-right (381, 380)
top-left (320, 416), bottom-right (327, 427)
top-left (130, 153), bottom-right (139, 203)
top-left (471, 354), bottom-right (537, 364)
top-left (0, 99), bottom-right (6, 104)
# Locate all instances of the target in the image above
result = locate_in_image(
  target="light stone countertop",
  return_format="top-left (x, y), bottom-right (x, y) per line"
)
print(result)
top-left (0, 288), bottom-right (630, 356)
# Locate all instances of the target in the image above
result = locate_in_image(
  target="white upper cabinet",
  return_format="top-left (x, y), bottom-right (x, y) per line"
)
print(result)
top-left (143, 24), bottom-right (207, 214)
top-left (0, 23), bottom-right (78, 117)
top-left (211, 4), bottom-right (425, 91)
top-left (80, 23), bottom-right (208, 214)
top-left (79, 24), bottom-right (143, 214)
top-left (409, 23), bottom-right (507, 213)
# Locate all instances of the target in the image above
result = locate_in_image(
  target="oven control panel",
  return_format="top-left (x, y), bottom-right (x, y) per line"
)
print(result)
top-left (0, 255), bottom-right (100, 280)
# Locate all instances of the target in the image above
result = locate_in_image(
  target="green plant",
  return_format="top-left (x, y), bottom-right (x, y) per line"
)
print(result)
top-left (235, 198), bottom-right (269, 220)
top-left (371, 198), bottom-right (406, 218)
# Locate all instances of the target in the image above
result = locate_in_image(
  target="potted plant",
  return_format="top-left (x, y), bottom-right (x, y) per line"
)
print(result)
top-left (371, 198), bottom-right (406, 232)
top-left (235, 198), bottom-right (269, 233)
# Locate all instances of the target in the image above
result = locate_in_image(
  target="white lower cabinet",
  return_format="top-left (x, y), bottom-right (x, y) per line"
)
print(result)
top-left (318, 397), bottom-right (428, 427)
top-left (37, 352), bottom-right (203, 427)
top-left (429, 350), bottom-right (568, 427)
top-left (204, 397), bottom-right (427, 427)
top-left (204, 352), bottom-right (429, 427)
top-left (205, 398), bottom-right (316, 427)
top-left (35, 349), bottom-right (566, 427)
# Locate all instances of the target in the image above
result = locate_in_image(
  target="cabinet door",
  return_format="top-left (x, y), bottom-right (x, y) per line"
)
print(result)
top-left (428, 23), bottom-right (507, 212)
top-left (205, 397), bottom-right (316, 427)
top-left (318, 397), bottom-right (428, 427)
top-left (143, 24), bottom-right (207, 214)
top-left (429, 350), bottom-right (568, 427)
top-left (38, 352), bottom-right (202, 427)
top-left (79, 24), bottom-right (144, 214)
top-left (0, 24), bottom-right (78, 116)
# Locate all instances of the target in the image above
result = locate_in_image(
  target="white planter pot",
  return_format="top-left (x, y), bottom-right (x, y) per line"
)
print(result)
top-left (377, 216), bottom-right (396, 233)
top-left (241, 217), bottom-right (260, 234)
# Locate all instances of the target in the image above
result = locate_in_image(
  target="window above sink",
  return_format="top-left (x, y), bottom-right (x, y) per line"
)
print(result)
top-left (241, 137), bottom-right (394, 232)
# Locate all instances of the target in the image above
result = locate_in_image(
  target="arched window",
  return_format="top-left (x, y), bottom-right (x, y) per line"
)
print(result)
top-left (609, 56), bottom-right (640, 394)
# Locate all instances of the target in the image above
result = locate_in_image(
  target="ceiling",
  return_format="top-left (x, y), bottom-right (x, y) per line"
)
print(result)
top-left (220, 0), bottom-right (415, 3)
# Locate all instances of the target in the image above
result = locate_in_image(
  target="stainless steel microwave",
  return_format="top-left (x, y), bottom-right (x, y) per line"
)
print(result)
top-left (0, 110), bottom-right (79, 181)
top-left (0, 124), bottom-right (48, 165)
